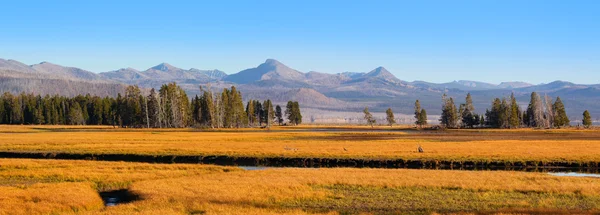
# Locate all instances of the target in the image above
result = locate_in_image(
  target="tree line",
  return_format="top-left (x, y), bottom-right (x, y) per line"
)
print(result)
top-left (439, 92), bottom-right (593, 129)
top-left (0, 83), bottom-right (302, 128)
top-left (362, 91), bottom-right (593, 129)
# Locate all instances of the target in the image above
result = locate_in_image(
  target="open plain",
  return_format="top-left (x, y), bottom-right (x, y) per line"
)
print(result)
top-left (0, 125), bottom-right (600, 214)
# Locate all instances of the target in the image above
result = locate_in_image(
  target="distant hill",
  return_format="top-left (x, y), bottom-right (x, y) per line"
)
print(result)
top-left (1, 57), bottom-right (598, 122)
top-left (224, 59), bottom-right (305, 84)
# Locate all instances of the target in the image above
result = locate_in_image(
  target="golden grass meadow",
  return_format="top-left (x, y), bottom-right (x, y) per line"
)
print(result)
top-left (1, 125), bottom-right (600, 162)
top-left (0, 125), bottom-right (600, 214)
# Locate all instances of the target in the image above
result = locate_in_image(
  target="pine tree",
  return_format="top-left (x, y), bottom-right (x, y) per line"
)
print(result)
top-left (246, 100), bottom-right (256, 127)
top-left (509, 93), bottom-right (520, 128)
top-left (414, 100), bottom-right (421, 126)
top-left (363, 107), bottom-right (376, 128)
top-left (256, 101), bottom-right (264, 126)
top-left (461, 93), bottom-right (477, 128)
top-left (419, 109), bottom-right (428, 127)
top-left (385, 108), bottom-right (395, 127)
top-left (275, 105), bottom-right (283, 126)
top-left (500, 98), bottom-right (509, 128)
top-left (285, 101), bottom-right (292, 125)
top-left (200, 88), bottom-right (215, 128)
top-left (582, 110), bottom-right (592, 128)
top-left (230, 87), bottom-right (247, 128)
top-left (292, 101), bottom-right (302, 125)
top-left (263, 100), bottom-right (274, 128)
top-left (440, 94), bottom-right (458, 128)
top-left (0, 96), bottom-right (4, 124)
top-left (553, 97), bottom-right (569, 128)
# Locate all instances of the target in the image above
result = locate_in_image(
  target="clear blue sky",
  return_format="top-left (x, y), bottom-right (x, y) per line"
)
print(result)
top-left (0, 0), bottom-right (598, 84)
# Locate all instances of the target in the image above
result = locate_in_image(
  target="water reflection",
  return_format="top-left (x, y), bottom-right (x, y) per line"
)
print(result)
top-left (549, 172), bottom-right (600, 178)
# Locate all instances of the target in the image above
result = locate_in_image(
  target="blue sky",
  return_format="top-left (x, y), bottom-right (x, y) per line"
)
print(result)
top-left (0, 0), bottom-right (598, 84)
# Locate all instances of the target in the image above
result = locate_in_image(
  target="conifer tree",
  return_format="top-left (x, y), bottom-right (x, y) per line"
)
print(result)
top-left (263, 100), bottom-right (274, 128)
top-left (440, 94), bottom-right (458, 128)
top-left (275, 105), bottom-right (283, 125)
top-left (419, 109), bottom-right (428, 127)
top-left (583, 110), bottom-right (592, 128)
top-left (553, 97), bottom-right (569, 128)
top-left (285, 101), bottom-right (294, 125)
top-left (246, 100), bottom-right (256, 126)
top-left (292, 101), bottom-right (302, 125)
top-left (414, 100), bottom-right (421, 126)
top-left (200, 88), bottom-right (215, 128)
top-left (461, 93), bottom-right (477, 128)
top-left (509, 93), bottom-right (520, 128)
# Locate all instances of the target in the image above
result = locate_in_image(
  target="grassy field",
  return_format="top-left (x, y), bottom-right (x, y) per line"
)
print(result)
top-left (1, 158), bottom-right (599, 214)
top-left (1, 125), bottom-right (600, 214)
top-left (1, 125), bottom-right (600, 163)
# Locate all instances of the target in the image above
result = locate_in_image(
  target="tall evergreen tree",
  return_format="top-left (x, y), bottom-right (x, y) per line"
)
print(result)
top-left (200, 88), bottom-right (215, 128)
top-left (255, 101), bottom-right (264, 126)
top-left (499, 98), bottom-right (510, 128)
top-left (582, 110), bottom-right (592, 128)
top-left (285, 101), bottom-right (293, 125)
top-left (385, 108), bottom-right (395, 127)
top-left (0, 96), bottom-right (4, 124)
top-left (246, 100), bottom-right (256, 127)
top-left (147, 88), bottom-right (161, 128)
top-left (292, 101), bottom-right (302, 125)
top-left (414, 100), bottom-right (421, 126)
top-left (509, 93), bottom-right (520, 128)
top-left (419, 109), bottom-right (428, 127)
top-left (440, 94), bottom-right (458, 128)
top-left (263, 100), bottom-right (274, 127)
top-left (461, 93), bottom-right (477, 128)
top-left (553, 97), bottom-right (569, 128)
top-left (230, 86), bottom-right (247, 128)
top-left (275, 105), bottom-right (283, 126)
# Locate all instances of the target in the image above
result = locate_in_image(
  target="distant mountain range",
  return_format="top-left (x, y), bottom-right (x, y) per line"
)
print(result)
top-left (1, 58), bottom-right (598, 123)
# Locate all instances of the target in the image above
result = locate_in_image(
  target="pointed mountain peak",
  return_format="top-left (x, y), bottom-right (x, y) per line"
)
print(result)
top-left (366, 66), bottom-right (395, 77)
top-left (362, 66), bottom-right (401, 83)
top-left (150, 63), bottom-right (179, 71)
top-left (224, 59), bottom-right (303, 84)
top-left (264, 58), bottom-right (282, 65)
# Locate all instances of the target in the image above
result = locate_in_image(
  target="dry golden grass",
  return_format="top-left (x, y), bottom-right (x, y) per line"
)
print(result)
top-left (0, 182), bottom-right (104, 215)
top-left (2, 158), bottom-right (600, 214)
top-left (1, 125), bottom-right (600, 162)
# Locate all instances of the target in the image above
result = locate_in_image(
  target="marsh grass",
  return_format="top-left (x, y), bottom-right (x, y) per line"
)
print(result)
top-left (1, 125), bottom-right (600, 163)
top-left (1, 159), bottom-right (600, 214)
top-left (281, 184), bottom-right (600, 215)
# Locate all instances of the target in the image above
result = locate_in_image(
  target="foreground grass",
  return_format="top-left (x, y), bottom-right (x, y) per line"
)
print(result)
top-left (1, 125), bottom-right (600, 163)
top-left (1, 158), bottom-right (600, 214)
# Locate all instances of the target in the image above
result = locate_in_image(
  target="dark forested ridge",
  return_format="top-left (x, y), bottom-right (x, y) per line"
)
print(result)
top-left (0, 83), bottom-right (302, 128)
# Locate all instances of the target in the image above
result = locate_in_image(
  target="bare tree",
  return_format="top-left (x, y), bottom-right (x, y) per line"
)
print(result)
top-left (544, 94), bottom-right (554, 128)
